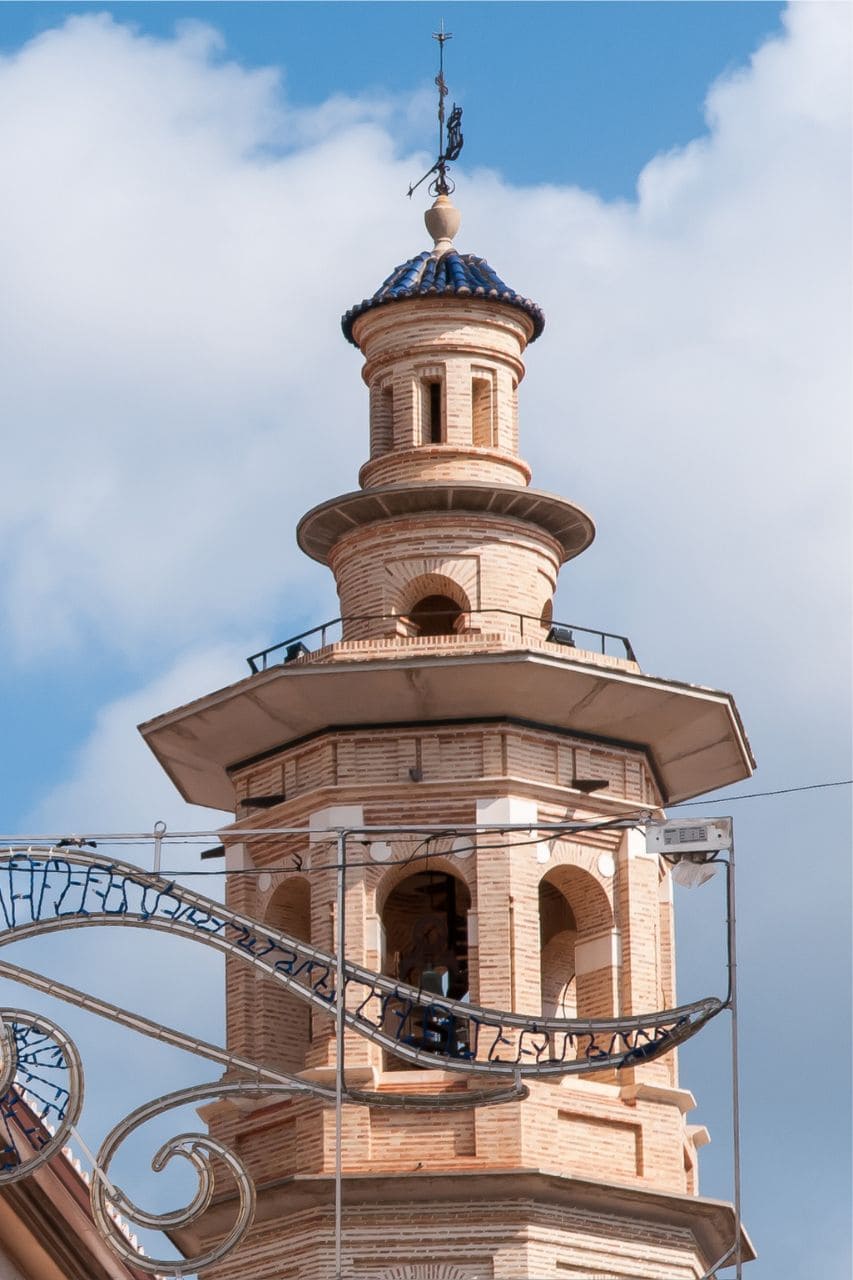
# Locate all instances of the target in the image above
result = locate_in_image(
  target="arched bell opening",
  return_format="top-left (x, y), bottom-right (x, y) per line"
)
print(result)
top-left (257, 877), bottom-right (312, 1075)
top-left (540, 880), bottom-right (578, 1019)
top-left (538, 865), bottom-right (615, 1061)
top-left (396, 573), bottom-right (472, 639)
top-left (408, 594), bottom-right (463, 636)
top-left (380, 869), bottom-right (471, 1068)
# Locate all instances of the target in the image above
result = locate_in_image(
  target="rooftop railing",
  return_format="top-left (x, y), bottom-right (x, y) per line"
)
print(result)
top-left (247, 610), bottom-right (636, 674)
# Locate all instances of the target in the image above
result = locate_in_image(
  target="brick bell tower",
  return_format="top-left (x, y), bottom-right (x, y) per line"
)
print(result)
top-left (141, 191), bottom-right (755, 1279)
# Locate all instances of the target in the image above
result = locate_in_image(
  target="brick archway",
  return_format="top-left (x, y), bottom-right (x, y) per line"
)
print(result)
top-left (384, 554), bottom-right (480, 616)
top-left (397, 571), bottom-right (472, 618)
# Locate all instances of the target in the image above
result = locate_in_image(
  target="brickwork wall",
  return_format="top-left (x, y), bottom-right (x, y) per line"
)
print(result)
top-left (200, 1190), bottom-right (711, 1280)
top-left (329, 515), bottom-right (561, 638)
top-left (350, 299), bottom-right (535, 525)
top-left (224, 725), bottom-right (664, 1086)
top-left (255, 876), bottom-right (312, 1074)
top-left (305, 632), bottom-right (641, 677)
top-left (213, 727), bottom-right (698, 1252)
top-left (359, 445), bottom-right (530, 490)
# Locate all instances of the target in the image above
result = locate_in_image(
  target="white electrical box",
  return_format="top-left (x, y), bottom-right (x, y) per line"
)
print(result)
top-left (645, 817), bottom-right (733, 856)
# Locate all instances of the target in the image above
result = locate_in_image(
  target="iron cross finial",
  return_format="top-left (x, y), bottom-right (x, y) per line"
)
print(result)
top-left (407, 24), bottom-right (464, 199)
top-left (433, 22), bottom-right (451, 164)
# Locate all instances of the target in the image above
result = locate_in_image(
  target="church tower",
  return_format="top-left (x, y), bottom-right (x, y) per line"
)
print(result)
top-left (141, 179), bottom-right (755, 1278)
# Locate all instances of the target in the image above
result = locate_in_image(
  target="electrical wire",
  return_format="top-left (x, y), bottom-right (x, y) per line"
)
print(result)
top-left (670, 778), bottom-right (852, 805)
top-left (0, 778), bottom-right (848, 878)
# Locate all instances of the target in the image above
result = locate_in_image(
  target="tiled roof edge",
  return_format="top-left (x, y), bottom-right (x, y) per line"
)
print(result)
top-left (341, 250), bottom-right (545, 345)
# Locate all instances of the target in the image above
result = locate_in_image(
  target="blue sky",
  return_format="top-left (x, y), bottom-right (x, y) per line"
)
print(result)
top-left (0, 3), bottom-right (849, 1278)
top-left (0, 1), bottom-right (787, 197)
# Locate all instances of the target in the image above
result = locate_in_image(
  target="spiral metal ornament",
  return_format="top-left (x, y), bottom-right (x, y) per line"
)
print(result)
top-left (90, 1081), bottom-right (280, 1276)
top-left (0, 1008), bottom-right (83, 1184)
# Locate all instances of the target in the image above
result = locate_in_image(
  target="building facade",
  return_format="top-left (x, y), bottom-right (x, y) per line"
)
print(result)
top-left (0, 1095), bottom-right (148, 1280)
top-left (142, 192), bottom-right (755, 1279)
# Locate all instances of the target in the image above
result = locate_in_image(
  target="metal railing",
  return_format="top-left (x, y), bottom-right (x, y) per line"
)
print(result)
top-left (247, 610), bottom-right (636, 673)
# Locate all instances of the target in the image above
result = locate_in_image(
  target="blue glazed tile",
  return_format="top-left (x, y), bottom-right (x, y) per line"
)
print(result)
top-left (341, 248), bottom-right (545, 343)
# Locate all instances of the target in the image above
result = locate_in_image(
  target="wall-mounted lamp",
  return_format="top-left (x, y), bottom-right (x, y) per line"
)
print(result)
top-left (547, 625), bottom-right (575, 647)
top-left (284, 642), bottom-right (310, 663)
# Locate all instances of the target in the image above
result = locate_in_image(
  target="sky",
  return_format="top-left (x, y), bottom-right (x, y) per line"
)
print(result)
top-left (0, 2), bottom-right (850, 1277)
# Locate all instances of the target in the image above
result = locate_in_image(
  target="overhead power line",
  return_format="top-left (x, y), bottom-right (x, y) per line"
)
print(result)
top-left (671, 778), bottom-right (852, 806)
top-left (0, 778), bottom-right (848, 877)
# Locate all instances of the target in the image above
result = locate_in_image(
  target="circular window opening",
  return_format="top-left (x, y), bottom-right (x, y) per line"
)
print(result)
top-left (409, 594), bottom-right (463, 637)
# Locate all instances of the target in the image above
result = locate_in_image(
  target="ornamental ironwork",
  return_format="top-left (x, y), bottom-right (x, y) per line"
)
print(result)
top-left (0, 829), bottom-right (734, 1277)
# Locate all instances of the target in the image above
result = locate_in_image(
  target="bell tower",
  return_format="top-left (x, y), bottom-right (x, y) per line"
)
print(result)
top-left (141, 184), bottom-right (755, 1278)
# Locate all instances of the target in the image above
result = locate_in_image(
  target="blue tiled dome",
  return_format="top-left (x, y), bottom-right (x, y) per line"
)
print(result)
top-left (341, 249), bottom-right (545, 345)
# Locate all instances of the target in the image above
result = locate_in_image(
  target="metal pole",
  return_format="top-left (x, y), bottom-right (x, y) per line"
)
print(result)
top-left (152, 820), bottom-right (166, 874)
top-left (726, 841), bottom-right (743, 1280)
top-left (334, 830), bottom-right (347, 1280)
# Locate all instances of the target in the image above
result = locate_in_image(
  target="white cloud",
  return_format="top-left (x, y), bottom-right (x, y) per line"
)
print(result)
top-left (464, 2), bottom-right (850, 721)
top-left (1, 648), bottom-right (246, 1224)
top-left (0, 7), bottom-right (847, 750)
top-left (21, 642), bottom-right (239, 835)
top-left (0, 13), bottom-right (421, 659)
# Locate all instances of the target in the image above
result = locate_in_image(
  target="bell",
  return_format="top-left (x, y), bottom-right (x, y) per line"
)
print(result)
top-left (419, 967), bottom-right (444, 995)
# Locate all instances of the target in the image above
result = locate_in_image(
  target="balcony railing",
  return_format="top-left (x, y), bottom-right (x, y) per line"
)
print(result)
top-left (247, 610), bottom-right (636, 674)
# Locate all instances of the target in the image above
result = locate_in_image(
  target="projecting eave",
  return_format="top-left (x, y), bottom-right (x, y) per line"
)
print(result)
top-left (168, 1167), bottom-right (755, 1269)
top-left (139, 648), bottom-right (754, 813)
top-left (297, 482), bottom-right (595, 565)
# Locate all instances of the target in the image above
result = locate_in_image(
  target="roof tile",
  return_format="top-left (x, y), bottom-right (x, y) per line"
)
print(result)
top-left (342, 250), bottom-right (545, 344)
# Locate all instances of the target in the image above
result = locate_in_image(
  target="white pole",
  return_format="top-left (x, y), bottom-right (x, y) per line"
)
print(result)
top-left (334, 830), bottom-right (347, 1280)
top-left (727, 839), bottom-right (743, 1280)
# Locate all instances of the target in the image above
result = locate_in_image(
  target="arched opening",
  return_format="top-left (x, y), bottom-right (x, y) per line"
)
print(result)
top-left (381, 870), bottom-right (471, 1064)
top-left (258, 878), bottom-right (312, 1074)
top-left (371, 382), bottom-right (394, 457)
top-left (538, 865), bottom-right (615, 1060)
top-left (408, 594), bottom-right (463, 636)
top-left (396, 573), bottom-right (472, 640)
top-left (540, 879), bottom-right (578, 1020)
top-left (472, 373), bottom-right (495, 447)
top-left (421, 378), bottom-right (444, 444)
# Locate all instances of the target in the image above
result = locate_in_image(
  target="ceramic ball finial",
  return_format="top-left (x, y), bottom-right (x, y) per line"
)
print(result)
top-left (425, 193), bottom-right (461, 255)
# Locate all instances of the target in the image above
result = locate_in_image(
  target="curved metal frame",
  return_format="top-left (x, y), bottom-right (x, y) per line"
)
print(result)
top-left (0, 838), bottom-right (731, 1276)
top-left (0, 848), bottom-right (722, 1076)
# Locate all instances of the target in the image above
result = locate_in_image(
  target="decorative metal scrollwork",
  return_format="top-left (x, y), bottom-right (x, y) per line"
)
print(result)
top-left (91, 1081), bottom-right (269, 1276)
top-left (0, 849), bottom-right (722, 1076)
top-left (0, 1008), bottom-right (83, 1182)
top-left (0, 844), bottom-right (727, 1273)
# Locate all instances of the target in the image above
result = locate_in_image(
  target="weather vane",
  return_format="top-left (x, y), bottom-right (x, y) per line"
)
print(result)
top-left (407, 21), bottom-right (464, 199)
